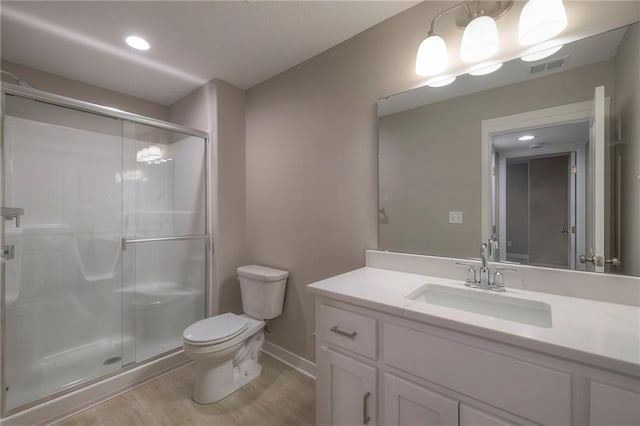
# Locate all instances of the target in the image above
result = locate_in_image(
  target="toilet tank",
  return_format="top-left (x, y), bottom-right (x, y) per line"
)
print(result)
top-left (237, 265), bottom-right (289, 320)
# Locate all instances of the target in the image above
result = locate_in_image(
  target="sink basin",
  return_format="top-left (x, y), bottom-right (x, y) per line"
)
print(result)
top-left (406, 284), bottom-right (552, 328)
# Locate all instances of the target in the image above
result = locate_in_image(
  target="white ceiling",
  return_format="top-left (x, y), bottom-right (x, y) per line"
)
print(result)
top-left (1, 1), bottom-right (417, 105)
top-left (492, 121), bottom-right (589, 152)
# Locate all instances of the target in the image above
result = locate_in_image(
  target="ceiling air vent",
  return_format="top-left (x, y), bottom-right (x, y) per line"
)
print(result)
top-left (527, 55), bottom-right (569, 77)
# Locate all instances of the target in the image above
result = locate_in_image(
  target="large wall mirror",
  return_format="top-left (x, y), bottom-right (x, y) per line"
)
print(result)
top-left (378, 22), bottom-right (639, 277)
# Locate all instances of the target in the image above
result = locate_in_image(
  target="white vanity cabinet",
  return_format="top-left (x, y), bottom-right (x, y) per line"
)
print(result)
top-left (384, 373), bottom-right (458, 426)
top-left (314, 298), bottom-right (640, 426)
top-left (317, 347), bottom-right (377, 425)
top-left (589, 381), bottom-right (640, 425)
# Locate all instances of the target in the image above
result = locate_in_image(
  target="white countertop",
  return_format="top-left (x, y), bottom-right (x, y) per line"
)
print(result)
top-left (307, 267), bottom-right (640, 376)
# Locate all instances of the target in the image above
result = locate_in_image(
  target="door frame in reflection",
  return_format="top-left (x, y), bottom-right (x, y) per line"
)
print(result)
top-left (481, 98), bottom-right (609, 271)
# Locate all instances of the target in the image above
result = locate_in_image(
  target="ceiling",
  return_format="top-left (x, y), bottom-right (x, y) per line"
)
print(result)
top-left (1, 1), bottom-right (417, 105)
top-left (492, 121), bottom-right (590, 153)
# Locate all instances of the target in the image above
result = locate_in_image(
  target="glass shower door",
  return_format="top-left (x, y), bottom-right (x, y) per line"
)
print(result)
top-left (121, 121), bottom-right (207, 363)
top-left (2, 95), bottom-right (124, 411)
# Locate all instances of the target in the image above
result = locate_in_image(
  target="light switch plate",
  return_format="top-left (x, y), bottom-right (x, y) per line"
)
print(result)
top-left (449, 211), bottom-right (463, 224)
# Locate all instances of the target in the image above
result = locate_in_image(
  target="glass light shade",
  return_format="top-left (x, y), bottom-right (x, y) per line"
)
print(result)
top-left (426, 75), bottom-right (456, 88)
top-left (460, 16), bottom-right (499, 63)
top-left (468, 62), bottom-right (503, 76)
top-left (415, 35), bottom-right (448, 77)
top-left (521, 43), bottom-right (563, 62)
top-left (519, 0), bottom-right (567, 46)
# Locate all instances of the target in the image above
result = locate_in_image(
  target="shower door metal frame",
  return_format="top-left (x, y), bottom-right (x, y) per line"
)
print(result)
top-left (0, 83), bottom-right (212, 417)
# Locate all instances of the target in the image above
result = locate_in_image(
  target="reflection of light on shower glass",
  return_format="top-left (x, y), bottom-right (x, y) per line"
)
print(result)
top-left (115, 170), bottom-right (146, 183)
top-left (136, 144), bottom-right (172, 164)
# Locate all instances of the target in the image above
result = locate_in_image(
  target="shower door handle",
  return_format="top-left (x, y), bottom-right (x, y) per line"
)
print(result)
top-left (1, 207), bottom-right (24, 227)
top-left (121, 234), bottom-right (210, 250)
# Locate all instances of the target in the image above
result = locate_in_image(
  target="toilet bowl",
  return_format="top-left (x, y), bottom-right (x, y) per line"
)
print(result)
top-left (183, 265), bottom-right (288, 404)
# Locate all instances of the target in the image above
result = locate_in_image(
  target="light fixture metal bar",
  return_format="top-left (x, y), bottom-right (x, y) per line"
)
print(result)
top-left (429, 0), bottom-right (476, 35)
top-left (428, 0), bottom-right (513, 34)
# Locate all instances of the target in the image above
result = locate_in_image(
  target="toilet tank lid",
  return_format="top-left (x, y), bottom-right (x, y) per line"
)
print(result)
top-left (237, 264), bottom-right (289, 281)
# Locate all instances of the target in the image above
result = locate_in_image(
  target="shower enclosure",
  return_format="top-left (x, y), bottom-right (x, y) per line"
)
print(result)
top-left (0, 85), bottom-right (209, 416)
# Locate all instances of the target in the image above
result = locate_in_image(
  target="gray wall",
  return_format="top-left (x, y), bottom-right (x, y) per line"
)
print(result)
top-left (169, 80), bottom-right (247, 316)
top-left (1, 60), bottom-right (169, 120)
top-left (615, 24), bottom-right (640, 276)
top-left (244, 2), bottom-right (449, 362)
top-left (378, 60), bottom-right (614, 259)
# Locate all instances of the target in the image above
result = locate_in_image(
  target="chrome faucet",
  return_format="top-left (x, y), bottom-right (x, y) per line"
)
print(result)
top-left (479, 243), bottom-right (490, 286)
top-left (455, 242), bottom-right (517, 292)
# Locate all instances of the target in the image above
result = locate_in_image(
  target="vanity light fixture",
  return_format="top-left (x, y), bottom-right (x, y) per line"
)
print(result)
top-left (415, 34), bottom-right (448, 77)
top-left (416, 1), bottom-right (511, 77)
top-left (416, 0), bottom-right (567, 77)
top-left (518, 135), bottom-right (536, 141)
top-left (426, 75), bottom-right (456, 88)
top-left (468, 62), bottom-right (503, 76)
top-left (460, 15), bottom-right (499, 63)
top-left (125, 35), bottom-right (150, 51)
top-left (518, 0), bottom-right (567, 46)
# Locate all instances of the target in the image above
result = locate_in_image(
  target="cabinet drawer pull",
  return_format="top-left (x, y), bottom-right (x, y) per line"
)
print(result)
top-left (362, 391), bottom-right (371, 424)
top-left (330, 325), bottom-right (357, 338)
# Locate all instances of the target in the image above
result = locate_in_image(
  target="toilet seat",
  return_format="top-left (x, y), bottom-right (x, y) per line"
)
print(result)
top-left (183, 313), bottom-right (249, 346)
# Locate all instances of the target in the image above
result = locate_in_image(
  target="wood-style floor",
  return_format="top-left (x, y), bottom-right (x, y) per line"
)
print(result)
top-left (56, 354), bottom-right (315, 425)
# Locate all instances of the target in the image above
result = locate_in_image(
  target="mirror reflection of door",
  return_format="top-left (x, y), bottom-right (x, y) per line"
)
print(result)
top-left (505, 155), bottom-right (574, 269)
top-left (493, 119), bottom-right (589, 270)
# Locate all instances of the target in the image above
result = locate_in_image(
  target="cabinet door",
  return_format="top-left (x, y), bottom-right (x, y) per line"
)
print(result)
top-left (590, 381), bottom-right (640, 425)
top-left (460, 404), bottom-right (518, 426)
top-left (317, 347), bottom-right (377, 425)
top-left (384, 374), bottom-right (458, 426)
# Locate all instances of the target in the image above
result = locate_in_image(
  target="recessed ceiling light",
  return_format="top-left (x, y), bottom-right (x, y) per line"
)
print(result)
top-left (518, 135), bottom-right (536, 141)
top-left (426, 75), bottom-right (456, 88)
top-left (125, 35), bottom-right (150, 51)
top-left (468, 62), bottom-right (503, 76)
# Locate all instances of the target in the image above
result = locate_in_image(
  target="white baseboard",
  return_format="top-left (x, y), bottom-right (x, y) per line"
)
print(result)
top-left (261, 341), bottom-right (316, 380)
top-left (1, 351), bottom-right (190, 426)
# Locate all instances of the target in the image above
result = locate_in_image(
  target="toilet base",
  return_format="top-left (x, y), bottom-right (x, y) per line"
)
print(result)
top-left (191, 330), bottom-right (265, 404)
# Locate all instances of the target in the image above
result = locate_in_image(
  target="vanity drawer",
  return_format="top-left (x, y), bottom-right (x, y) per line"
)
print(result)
top-left (318, 305), bottom-right (377, 359)
top-left (383, 322), bottom-right (571, 425)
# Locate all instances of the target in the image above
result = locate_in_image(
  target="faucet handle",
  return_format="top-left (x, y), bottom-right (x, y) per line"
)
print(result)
top-left (455, 262), bottom-right (477, 284)
top-left (491, 267), bottom-right (518, 291)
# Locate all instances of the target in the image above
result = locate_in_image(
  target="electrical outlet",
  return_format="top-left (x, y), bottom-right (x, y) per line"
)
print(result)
top-left (449, 211), bottom-right (463, 224)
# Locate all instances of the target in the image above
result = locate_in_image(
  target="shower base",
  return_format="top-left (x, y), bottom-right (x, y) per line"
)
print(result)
top-left (1, 347), bottom-right (189, 426)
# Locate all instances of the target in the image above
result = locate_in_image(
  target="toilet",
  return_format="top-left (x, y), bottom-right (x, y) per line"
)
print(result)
top-left (182, 264), bottom-right (288, 404)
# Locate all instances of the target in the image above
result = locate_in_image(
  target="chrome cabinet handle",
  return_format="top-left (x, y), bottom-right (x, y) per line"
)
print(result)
top-left (330, 325), bottom-right (357, 339)
top-left (362, 391), bottom-right (371, 424)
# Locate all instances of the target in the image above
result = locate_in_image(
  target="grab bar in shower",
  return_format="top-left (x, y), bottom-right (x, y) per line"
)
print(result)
top-left (121, 234), bottom-right (210, 250)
